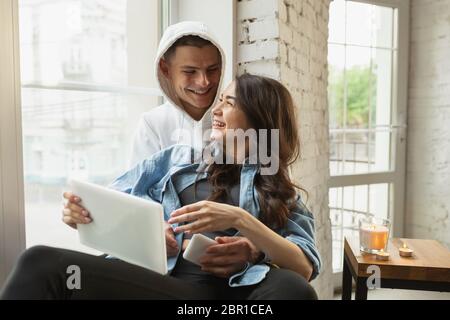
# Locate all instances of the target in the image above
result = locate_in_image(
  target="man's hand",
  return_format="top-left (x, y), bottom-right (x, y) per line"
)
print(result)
top-left (199, 236), bottom-right (262, 278)
top-left (165, 222), bottom-right (179, 257)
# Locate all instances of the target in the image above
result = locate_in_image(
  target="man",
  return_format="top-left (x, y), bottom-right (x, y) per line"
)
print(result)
top-left (130, 21), bottom-right (225, 167)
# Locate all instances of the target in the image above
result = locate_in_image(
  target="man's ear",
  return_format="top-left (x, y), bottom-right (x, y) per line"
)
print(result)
top-left (159, 58), bottom-right (171, 78)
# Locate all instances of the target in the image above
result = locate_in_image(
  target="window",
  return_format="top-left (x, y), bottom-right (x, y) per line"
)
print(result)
top-left (1, 0), bottom-right (235, 286)
top-left (18, 0), bottom-right (164, 254)
top-left (328, 0), bottom-right (409, 273)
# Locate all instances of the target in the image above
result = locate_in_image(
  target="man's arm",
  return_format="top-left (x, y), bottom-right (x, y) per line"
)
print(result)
top-left (129, 116), bottom-right (161, 168)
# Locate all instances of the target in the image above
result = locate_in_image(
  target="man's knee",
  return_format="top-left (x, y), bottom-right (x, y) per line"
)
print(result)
top-left (16, 245), bottom-right (59, 272)
top-left (1, 246), bottom-right (64, 299)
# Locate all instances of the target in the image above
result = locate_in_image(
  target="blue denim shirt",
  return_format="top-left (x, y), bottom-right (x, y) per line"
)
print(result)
top-left (109, 144), bottom-right (322, 287)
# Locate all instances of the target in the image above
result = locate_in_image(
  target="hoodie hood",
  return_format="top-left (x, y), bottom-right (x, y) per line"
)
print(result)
top-left (154, 21), bottom-right (226, 122)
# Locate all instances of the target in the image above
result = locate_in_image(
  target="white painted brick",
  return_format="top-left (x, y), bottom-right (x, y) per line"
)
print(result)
top-left (248, 18), bottom-right (279, 42)
top-left (410, 23), bottom-right (450, 43)
top-left (288, 6), bottom-right (298, 28)
top-left (237, 39), bottom-right (279, 63)
top-left (291, 0), bottom-right (303, 13)
top-left (296, 52), bottom-right (309, 73)
top-left (298, 34), bottom-right (310, 56)
top-left (406, 0), bottom-right (450, 250)
top-left (241, 59), bottom-right (281, 79)
top-left (288, 48), bottom-right (297, 68)
top-left (280, 41), bottom-right (288, 62)
top-left (310, 60), bottom-right (323, 78)
top-left (279, 1), bottom-right (288, 23)
top-left (303, 2), bottom-right (317, 27)
top-left (237, 0), bottom-right (278, 21)
top-left (238, 21), bottom-right (249, 43)
top-left (279, 21), bottom-right (293, 43)
top-left (300, 14), bottom-right (314, 38)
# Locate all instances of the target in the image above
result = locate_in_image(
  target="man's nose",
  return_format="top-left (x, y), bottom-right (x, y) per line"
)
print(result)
top-left (196, 72), bottom-right (210, 87)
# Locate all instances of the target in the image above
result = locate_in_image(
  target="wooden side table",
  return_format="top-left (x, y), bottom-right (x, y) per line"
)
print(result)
top-left (342, 237), bottom-right (450, 300)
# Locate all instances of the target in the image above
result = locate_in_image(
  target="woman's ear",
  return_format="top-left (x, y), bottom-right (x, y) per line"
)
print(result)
top-left (159, 59), bottom-right (171, 78)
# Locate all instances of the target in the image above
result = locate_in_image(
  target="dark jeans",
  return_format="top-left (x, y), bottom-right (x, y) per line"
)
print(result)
top-left (0, 245), bottom-right (317, 300)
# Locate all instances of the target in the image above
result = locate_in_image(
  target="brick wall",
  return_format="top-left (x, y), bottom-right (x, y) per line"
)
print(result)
top-left (237, 0), bottom-right (333, 299)
top-left (406, 0), bottom-right (450, 249)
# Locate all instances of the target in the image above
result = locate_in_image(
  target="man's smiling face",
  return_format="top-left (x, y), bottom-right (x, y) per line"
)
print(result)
top-left (160, 45), bottom-right (221, 120)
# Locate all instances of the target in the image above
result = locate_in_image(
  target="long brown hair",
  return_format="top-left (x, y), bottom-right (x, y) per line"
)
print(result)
top-left (206, 73), bottom-right (304, 229)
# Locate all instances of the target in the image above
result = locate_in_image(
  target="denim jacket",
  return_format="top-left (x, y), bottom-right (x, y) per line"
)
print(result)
top-left (109, 144), bottom-right (322, 287)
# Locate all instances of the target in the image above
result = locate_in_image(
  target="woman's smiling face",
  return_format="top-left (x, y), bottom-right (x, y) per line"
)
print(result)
top-left (210, 81), bottom-right (251, 142)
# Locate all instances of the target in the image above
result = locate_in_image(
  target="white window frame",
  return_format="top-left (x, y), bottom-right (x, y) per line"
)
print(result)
top-left (329, 0), bottom-right (410, 290)
top-left (0, 0), bottom-right (25, 287)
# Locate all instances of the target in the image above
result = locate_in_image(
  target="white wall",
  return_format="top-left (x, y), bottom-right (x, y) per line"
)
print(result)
top-left (406, 0), bottom-right (450, 249)
top-left (176, 0), bottom-right (235, 86)
top-left (127, 0), bottom-right (160, 88)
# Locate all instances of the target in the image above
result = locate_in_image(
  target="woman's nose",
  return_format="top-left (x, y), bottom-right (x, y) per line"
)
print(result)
top-left (212, 101), bottom-right (223, 114)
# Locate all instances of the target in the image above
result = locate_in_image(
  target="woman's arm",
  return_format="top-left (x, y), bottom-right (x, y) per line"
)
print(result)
top-left (236, 210), bottom-right (314, 280)
top-left (169, 201), bottom-right (315, 280)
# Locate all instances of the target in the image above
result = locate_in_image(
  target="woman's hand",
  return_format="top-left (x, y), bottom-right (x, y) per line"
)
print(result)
top-left (62, 191), bottom-right (92, 229)
top-left (199, 236), bottom-right (263, 278)
top-left (168, 201), bottom-right (245, 234)
top-left (164, 221), bottom-right (179, 257)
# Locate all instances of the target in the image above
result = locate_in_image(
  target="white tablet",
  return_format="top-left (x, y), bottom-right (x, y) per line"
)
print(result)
top-left (69, 179), bottom-right (167, 275)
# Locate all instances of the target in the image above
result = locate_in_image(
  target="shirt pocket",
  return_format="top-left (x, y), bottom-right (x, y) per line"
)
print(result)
top-left (148, 175), bottom-right (171, 202)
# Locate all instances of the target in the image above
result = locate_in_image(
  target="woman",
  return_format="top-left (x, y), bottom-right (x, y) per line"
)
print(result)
top-left (1, 74), bottom-right (321, 300)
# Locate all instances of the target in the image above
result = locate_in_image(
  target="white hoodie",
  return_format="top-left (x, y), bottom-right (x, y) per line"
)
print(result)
top-left (129, 21), bottom-right (226, 167)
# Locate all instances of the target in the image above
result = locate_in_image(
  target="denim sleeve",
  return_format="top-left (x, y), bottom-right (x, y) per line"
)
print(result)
top-left (108, 144), bottom-right (192, 198)
top-left (262, 196), bottom-right (322, 281)
top-left (108, 158), bottom-right (163, 199)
